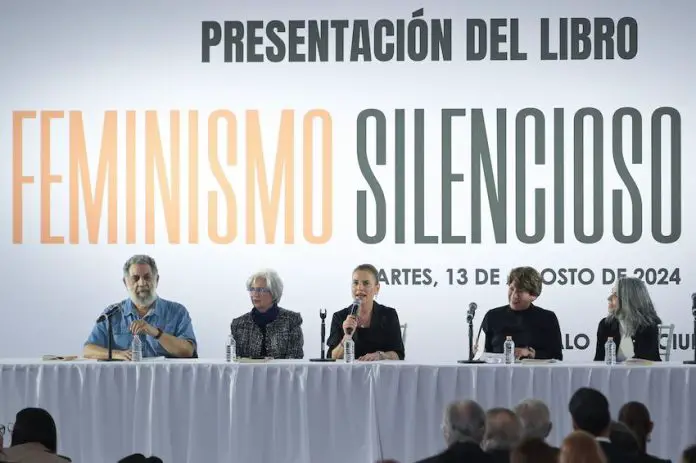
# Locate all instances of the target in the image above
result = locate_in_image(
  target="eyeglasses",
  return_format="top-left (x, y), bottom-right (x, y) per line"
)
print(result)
top-left (248, 287), bottom-right (271, 294)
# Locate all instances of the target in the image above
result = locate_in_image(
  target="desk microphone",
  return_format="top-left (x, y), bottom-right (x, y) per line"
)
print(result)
top-left (466, 302), bottom-right (477, 324)
top-left (96, 303), bottom-right (123, 362)
top-left (686, 293), bottom-right (696, 365)
top-left (96, 303), bottom-right (122, 323)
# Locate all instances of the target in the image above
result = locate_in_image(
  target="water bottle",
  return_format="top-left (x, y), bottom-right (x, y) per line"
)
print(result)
top-left (226, 334), bottom-right (236, 362)
top-left (131, 335), bottom-right (142, 362)
top-left (504, 336), bottom-right (515, 364)
top-left (344, 336), bottom-right (355, 364)
top-left (605, 337), bottom-right (616, 365)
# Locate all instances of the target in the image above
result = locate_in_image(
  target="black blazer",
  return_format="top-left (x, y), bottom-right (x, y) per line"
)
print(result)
top-left (594, 317), bottom-right (661, 362)
top-left (327, 301), bottom-right (405, 360)
top-left (415, 442), bottom-right (494, 463)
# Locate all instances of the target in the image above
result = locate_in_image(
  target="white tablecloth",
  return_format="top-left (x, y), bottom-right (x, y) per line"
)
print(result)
top-left (0, 360), bottom-right (693, 463)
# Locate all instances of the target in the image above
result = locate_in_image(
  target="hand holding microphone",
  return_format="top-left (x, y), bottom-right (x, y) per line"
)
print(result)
top-left (343, 298), bottom-right (361, 335)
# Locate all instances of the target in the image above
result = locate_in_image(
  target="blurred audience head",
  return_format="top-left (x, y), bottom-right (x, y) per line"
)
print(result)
top-left (118, 455), bottom-right (163, 463)
top-left (568, 387), bottom-right (611, 437)
top-left (510, 437), bottom-right (557, 463)
top-left (10, 407), bottom-right (58, 453)
top-left (441, 400), bottom-right (486, 446)
top-left (560, 430), bottom-right (608, 463)
top-left (682, 445), bottom-right (696, 463)
top-left (514, 398), bottom-right (552, 440)
top-left (608, 421), bottom-right (640, 456)
top-left (618, 401), bottom-right (653, 452)
top-left (482, 408), bottom-right (522, 452)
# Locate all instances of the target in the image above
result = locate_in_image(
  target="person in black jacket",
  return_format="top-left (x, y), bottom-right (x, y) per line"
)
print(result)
top-left (618, 401), bottom-right (672, 463)
top-left (594, 277), bottom-right (662, 362)
top-left (327, 264), bottom-right (405, 361)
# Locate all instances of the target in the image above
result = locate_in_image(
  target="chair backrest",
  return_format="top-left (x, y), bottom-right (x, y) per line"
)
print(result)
top-left (400, 323), bottom-right (408, 346)
top-left (658, 323), bottom-right (675, 361)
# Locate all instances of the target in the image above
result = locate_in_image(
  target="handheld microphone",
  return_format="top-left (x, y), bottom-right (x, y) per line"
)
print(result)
top-left (96, 303), bottom-right (121, 323)
top-left (466, 302), bottom-right (477, 323)
top-left (346, 298), bottom-right (361, 335)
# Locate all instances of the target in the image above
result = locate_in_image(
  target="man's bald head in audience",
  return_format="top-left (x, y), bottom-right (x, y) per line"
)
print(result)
top-left (441, 400), bottom-right (486, 446)
top-left (482, 408), bottom-right (522, 451)
top-left (514, 399), bottom-right (552, 440)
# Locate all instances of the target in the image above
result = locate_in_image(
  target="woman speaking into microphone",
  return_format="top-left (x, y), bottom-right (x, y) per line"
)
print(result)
top-left (327, 264), bottom-right (405, 361)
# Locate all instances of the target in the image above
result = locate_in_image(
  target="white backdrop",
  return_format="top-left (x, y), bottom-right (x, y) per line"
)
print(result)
top-left (0, 1), bottom-right (694, 366)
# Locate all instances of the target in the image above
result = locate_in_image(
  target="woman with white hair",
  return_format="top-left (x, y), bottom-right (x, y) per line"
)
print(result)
top-left (230, 269), bottom-right (304, 359)
top-left (594, 277), bottom-right (662, 362)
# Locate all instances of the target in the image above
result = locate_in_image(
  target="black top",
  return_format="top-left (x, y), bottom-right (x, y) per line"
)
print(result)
top-left (327, 301), bottom-right (405, 360)
top-left (599, 440), bottom-right (640, 463)
top-left (593, 317), bottom-right (662, 362)
top-left (415, 442), bottom-right (494, 463)
top-left (480, 304), bottom-right (563, 360)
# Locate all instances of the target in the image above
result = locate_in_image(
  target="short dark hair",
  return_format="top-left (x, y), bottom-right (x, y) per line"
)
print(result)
top-left (507, 267), bottom-right (543, 297)
top-left (618, 401), bottom-right (651, 444)
top-left (353, 264), bottom-right (379, 283)
top-left (11, 407), bottom-right (58, 453)
top-left (683, 445), bottom-right (696, 463)
top-left (511, 438), bottom-right (558, 463)
top-left (568, 388), bottom-right (611, 436)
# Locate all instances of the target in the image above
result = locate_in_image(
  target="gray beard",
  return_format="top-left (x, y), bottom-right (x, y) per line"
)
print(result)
top-left (131, 289), bottom-right (158, 308)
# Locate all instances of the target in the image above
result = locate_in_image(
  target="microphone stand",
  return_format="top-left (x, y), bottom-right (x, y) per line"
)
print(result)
top-left (310, 308), bottom-right (335, 362)
top-left (684, 307), bottom-right (696, 365)
top-left (458, 314), bottom-right (485, 364)
top-left (98, 310), bottom-right (123, 362)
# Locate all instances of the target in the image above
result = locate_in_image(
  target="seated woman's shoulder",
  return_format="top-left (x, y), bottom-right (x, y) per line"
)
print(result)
top-left (278, 307), bottom-right (303, 322)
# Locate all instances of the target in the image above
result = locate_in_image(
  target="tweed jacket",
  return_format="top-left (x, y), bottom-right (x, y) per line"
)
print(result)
top-left (230, 307), bottom-right (304, 359)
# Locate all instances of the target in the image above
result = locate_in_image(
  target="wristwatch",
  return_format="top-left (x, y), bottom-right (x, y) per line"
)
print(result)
top-left (154, 328), bottom-right (163, 339)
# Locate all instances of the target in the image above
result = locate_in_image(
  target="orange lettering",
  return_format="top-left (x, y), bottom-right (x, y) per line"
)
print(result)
top-left (40, 111), bottom-right (64, 244)
top-left (125, 111), bottom-right (137, 244)
top-left (208, 110), bottom-right (237, 244)
top-left (188, 111), bottom-right (199, 243)
top-left (145, 111), bottom-right (181, 244)
top-left (69, 111), bottom-right (118, 244)
top-left (12, 111), bottom-right (37, 244)
top-left (246, 110), bottom-right (295, 244)
top-left (303, 110), bottom-right (333, 243)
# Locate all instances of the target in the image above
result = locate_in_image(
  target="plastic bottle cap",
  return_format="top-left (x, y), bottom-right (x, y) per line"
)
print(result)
top-left (506, 336), bottom-right (512, 340)
top-left (607, 337), bottom-right (613, 340)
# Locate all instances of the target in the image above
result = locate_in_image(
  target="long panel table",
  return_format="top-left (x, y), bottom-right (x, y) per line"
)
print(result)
top-left (0, 360), bottom-right (693, 463)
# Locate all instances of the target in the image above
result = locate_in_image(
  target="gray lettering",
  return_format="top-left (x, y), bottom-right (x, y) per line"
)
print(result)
top-left (651, 107), bottom-right (681, 243)
top-left (414, 109), bottom-right (437, 243)
top-left (612, 108), bottom-right (642, 243)
top-left (617, 17), bottom-right (638, 59)
top-left (515, 108), bottom-right (545, 243)
top-left (472, 109), bottom-right (507, 243)
top-left (489, 19), bottom-right (508, 61)
top-left (466, 19), bottom-right (487, 60)
top-left (356, 110), bottom-right (387, 244)
top-left (574, 108), bottom-right (604, 243)
top-left (351, 20), bottom-right (372, 61)
top-left (553, 108), bottom-right (565, 242)
top-left (593, 18), bottom-right (615, 59)
top-left (246, 21), bottom-right (264, 62)
top-left (442, 109), bottom-right (467, 244)
top-left (223, 21), bottom-right (245, 62)
top-left (540, 19), bottom-right (557, 60)
top-left (431, 18), bottom-right (452, 61)
top-left (395, 110), bottom-right (406, 243)
top-left (307, 20), bottom-right (329, 62)
top-left (408, 9), bottom-right (429, 61)
top-left (396, 20), bottom-right (406, 60)
top-left (374, 20), bottom-right (395, 61)
top-left (570, 18), bottom-right (591, 59)
top-left (201, 21), bottom-right (221, 63)
top-left (330, 20), bottom-right (349, 61)
top-left (266, 21), bottom-right (286, 62)
top-left (288, 20), bottom-right (305, 62)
